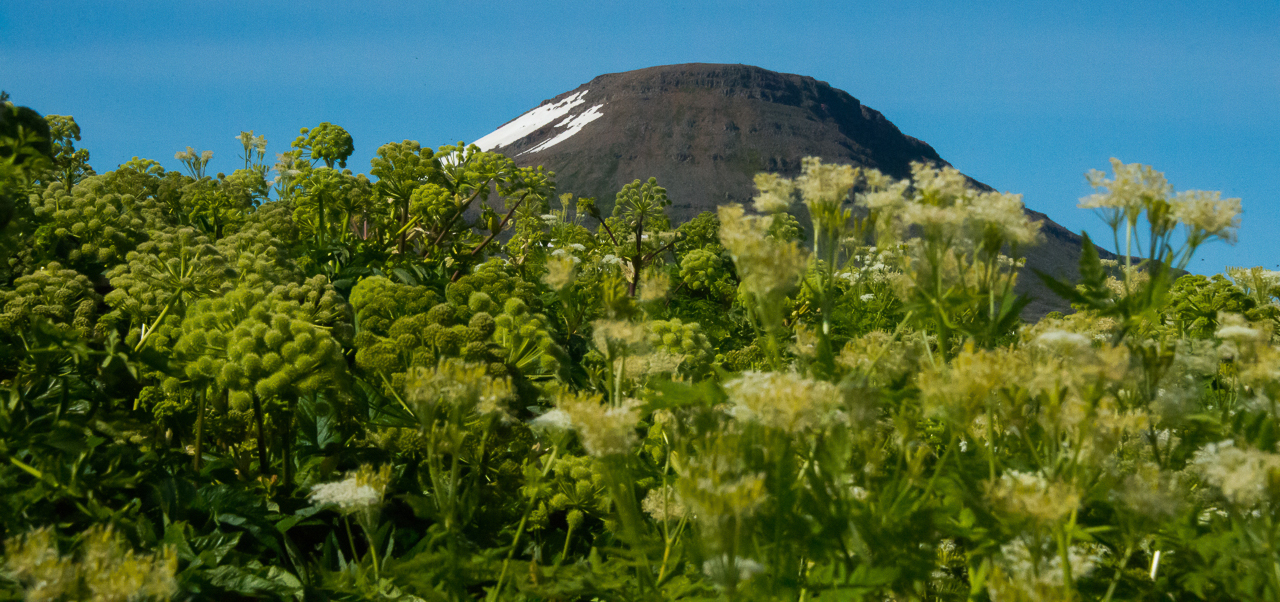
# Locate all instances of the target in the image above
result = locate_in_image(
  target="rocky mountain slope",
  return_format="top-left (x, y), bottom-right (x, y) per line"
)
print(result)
top-left (474, 63), bottom-right (1108, 317)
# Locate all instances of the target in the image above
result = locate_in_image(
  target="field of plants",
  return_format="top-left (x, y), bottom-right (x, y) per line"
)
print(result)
top-left (1, 96), bottom-right (1276, 601)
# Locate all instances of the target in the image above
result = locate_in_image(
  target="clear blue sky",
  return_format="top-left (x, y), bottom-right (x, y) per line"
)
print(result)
top-left (3, 1), bottom-right (1277, 274)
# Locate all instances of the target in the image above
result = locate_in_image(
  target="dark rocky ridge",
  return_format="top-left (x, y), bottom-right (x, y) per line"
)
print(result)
top-left (478, 63), bottom-right (1109, 317)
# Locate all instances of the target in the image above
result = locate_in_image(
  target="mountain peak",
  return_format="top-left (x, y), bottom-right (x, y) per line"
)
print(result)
top-left (473, 63), bottom-right (1104, 317)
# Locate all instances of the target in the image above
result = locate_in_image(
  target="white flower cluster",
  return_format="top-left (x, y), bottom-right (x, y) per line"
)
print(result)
top-left (548, 391), bottom-right (643, 457)
top-left (1191, 440), bottom-right (1280, 507)
top-left (702, 555), bottom-right (766, 587)
top-left (717, 204), bottom-right (807, 300)
top-left (310, 464), bottom-right (393, 515)
top-left (724, 371), bottom-right (845, 433)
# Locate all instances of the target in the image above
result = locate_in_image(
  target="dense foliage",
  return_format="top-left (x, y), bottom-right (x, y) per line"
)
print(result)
top-left (1, 96), bottom-right (1275, 601)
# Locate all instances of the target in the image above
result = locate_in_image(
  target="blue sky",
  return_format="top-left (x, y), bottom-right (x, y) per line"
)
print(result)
top-left (3, 1), bottom-right (1276, 273)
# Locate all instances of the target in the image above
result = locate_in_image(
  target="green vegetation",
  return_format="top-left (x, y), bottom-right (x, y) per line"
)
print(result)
top-left (1, 96), bottom-right (1276, 601)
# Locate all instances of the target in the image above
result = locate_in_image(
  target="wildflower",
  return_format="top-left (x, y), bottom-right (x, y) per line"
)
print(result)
top-left (1172, 189), bottom-right (1241, 244)
top-left (591, 319), bottom-right (649, 358)
top-left (638, 271), bottom-right (670, 303)
top-left (796, 157), bottom-right (856, 209)
top-left (987, 470), bottom-right (1080, 525)
top-left (1190, 440), bottom-right (1280, 507)
top-left (79, 525), bottom-right (180, 602)
top-left (987, 538), bottom-right (1106, 601)
top-left (859, 293), bottom-right (875, 302)
top-left (3, 525), bottom-right (178, 602)
top-left (1034, 330), bottom-right (1090, 350)
top-left (752, 172), bottom-right (794, 214)
top-left (1079, 158), bottom-right (1172, 215)
top-left (407, 359), bottom-right (515, 419)
top-left (543, 254), bottom-right (576, 291)
top-left (529, 408), bottom-right (573, 433)
top-left (641, 485), bottom-right (689, 522)
top-left (310, 464), bottom-right (393, 515)
top-left (3, 527), bottom-right (75, 601)
top-left (717, 204), bottom-right (806, 299)
top-left (673, 438), bottom-right (768, 522)
top-left (1115, 462), bottom-right (1184, 520)
top-left (724, 371), bottom-right (845, 433)
top-left (554, 391), bottom-right (642, 457)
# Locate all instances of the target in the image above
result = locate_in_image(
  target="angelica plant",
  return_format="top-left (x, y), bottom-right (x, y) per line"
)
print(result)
top-left (102, 226), bottom-right (234, 351)
top-left (170, 285), bottom-right (346, 477)
top-left (44, 114), bottom-right (94, 188)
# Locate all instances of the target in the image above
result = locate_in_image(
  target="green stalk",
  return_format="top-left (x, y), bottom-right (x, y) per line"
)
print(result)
top-left (1100, 544), bottom-right (1133, 602)
top-left (251, 394), bottom-right (269, 476)
top-left (490, 445), bottom-right (560, 601)
top-left (193, 387), bottom-right (207, 471)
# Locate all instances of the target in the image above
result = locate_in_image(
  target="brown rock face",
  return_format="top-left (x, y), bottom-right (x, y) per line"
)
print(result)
top-left (476, 63), bottom-right (1107, 317)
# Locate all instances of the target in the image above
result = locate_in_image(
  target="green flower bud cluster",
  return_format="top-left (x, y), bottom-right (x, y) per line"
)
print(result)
top-left (265, 274), bottom-right (354, 345)
top-left (648, 318), bottom-right (714, 369)
top-left (356, 314), bottom-right (498, 386)
top-left (234, 199), bottom-right (301, 248)
top-left (178, 173), bottom-right (258, 238)
top-left (366, 426), bottom-right (431, 459)
top-left (353, 287), bottom-right (501, 393)
top-left (678, 248), bottom-right (723, 291)
top-left (294, 122), bottom-right (354, 169)
top-left (102, 227), bottom-right (235, 346)
top-left (0, 261), bottom-right (102, 338)
top-left (225, 167), bottom-right (270, 204)
top-left (767, 211), bottom-right (803, 243)
top-left (493, 296), bottom-right (565, 376)
top-left (25, 176), bottom-right (166, 272)
top-left (1165, 274), bottom-right (1272, 338)
top-left (446, 258), bottom-right (538, 309)
top-left (213, 202), bottom-right (304, 286)
top-left (408, 182), bottom-right (455, 230)
top-left (719, 344), bottom-right (766, 372)
top-left (522, 452), bottom-right (608, 532)
top-left (292, 166), bottom-right (373, 241)
top-left (350, 276), bottom-right (440, 336)
top-left (170, 285), bottom-right (345, 410)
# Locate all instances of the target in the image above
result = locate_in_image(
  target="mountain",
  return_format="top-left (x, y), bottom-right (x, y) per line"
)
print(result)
top-left (473, 63), bottom-right (1107, 317)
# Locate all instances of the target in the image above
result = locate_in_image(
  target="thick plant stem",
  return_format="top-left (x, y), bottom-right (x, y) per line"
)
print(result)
top-left (282, 396), bottom-right (296, 487)
top-left (490, 445), bottom-right (560, 602)
top-left (193, 387), bottom-right (207, 471)
top-left (251, 394), bottom-right (270, 477)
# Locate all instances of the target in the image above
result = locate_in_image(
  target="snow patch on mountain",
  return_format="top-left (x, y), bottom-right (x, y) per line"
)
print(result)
top-left (520, 104), bottom-right (605, 155)
top-left (474, 90), bottom-right (593, 152)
